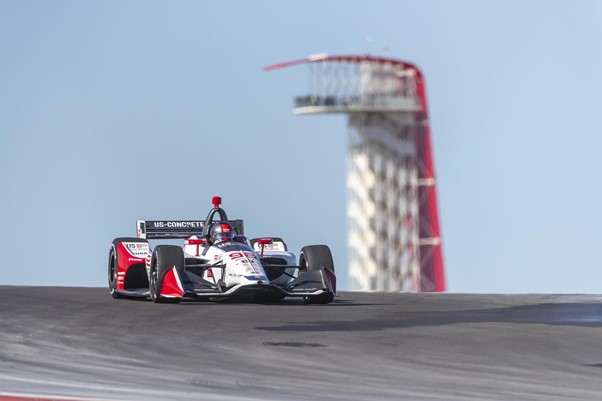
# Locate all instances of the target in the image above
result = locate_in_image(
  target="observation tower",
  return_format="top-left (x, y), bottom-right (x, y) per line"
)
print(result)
top-left (265, 54), bottom-right (446, 292)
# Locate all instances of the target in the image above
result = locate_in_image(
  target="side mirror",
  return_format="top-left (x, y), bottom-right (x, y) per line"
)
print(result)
top-left (257, 238), bottom-right (273, 256)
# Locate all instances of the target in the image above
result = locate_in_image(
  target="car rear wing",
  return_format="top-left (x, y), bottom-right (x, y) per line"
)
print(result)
top-left (137, 220), bottom-right (245, 240)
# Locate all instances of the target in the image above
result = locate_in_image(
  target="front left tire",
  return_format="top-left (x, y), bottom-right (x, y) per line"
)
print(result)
top-left (299, 245), bottom-right (336, 304)
top-left (149, 245), bottom-right (184, 304)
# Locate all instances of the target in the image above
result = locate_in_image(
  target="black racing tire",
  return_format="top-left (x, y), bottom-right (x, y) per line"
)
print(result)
top-left (299, 245), bottom-right (335, 273)
top-left (108, 237), bottom-right (147, 299)
top-left (149, 245), bottom-right (184, 304)
top-left (299, 245), bottom-right (336, 304)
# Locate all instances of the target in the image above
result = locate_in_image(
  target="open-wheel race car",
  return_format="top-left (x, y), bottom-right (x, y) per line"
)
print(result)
top-left (108, 196), bottom-right (336, 304)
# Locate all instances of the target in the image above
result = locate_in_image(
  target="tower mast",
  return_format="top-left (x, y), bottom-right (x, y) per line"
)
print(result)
top-left (266, 55), bottom-right (446, 292)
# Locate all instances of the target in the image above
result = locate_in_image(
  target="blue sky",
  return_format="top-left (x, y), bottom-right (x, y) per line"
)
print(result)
top-left (1, 0), bottom-right (601, 292)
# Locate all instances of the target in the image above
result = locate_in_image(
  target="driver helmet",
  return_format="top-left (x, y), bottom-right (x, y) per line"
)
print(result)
top-left (210, 222), bottom-right (235, 243)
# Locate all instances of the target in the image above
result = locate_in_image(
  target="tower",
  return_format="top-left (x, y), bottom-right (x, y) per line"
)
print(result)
top-left (266, 55), bottom-right (446, 292)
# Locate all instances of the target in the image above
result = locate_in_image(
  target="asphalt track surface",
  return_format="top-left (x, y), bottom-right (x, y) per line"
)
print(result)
top-left (2, 287), bottom-right (602, 400)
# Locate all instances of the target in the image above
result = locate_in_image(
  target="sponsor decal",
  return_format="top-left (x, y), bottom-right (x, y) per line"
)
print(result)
top-left (228, 251), bottom-right (264, 276)
top-left (228, 251), bottom-right (258, 260)
top-left (228, 252), bottom-right (245, 260)
top-left (152, 221), bottom-right (204, 229)
top-left (195, 288), bottom-right (218, 293)
top-left (245, 275), bottom-right (267, 281)
top-left (215, 241), bottom-right (248, 249)
top-left (124, 242), bottom-right (148, 257)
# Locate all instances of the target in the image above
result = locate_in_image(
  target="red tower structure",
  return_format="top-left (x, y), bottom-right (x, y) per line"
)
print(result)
top-left (266, 55), bottom-right (446, 292)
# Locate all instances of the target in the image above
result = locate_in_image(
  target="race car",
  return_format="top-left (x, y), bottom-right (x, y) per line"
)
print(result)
top-left (107, 196), bottom-right (336, 304)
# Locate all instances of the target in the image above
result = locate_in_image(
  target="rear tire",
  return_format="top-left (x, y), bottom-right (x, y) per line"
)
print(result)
top-left (149, 245), bottom-right (184, 304)
top-left (108, 237), bottom-right (147, 299)
top-left (108, 245), bottom-right (124, 299)
top-left (299, 245), bottom-right (336, 304)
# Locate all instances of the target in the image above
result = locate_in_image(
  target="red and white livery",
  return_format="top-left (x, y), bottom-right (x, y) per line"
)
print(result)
top-left (108, 196), bottom-right (336, 304)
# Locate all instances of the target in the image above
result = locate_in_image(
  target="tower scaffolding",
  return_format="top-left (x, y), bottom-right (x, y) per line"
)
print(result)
top-left (266, 54), bottom-right (445, 292)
